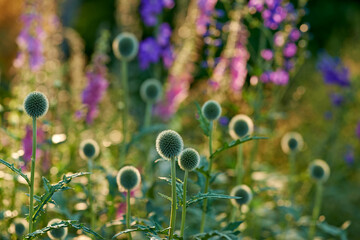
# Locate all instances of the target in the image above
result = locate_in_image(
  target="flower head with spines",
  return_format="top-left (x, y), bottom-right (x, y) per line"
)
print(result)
top-left (116, 166), bottom-right (141, 191)
top-left (156, 130), bottom-right (184, 160)
top-left (178, 148), bottom-right (200, 171)
top-left (23, 91), bottom-right (49, 119)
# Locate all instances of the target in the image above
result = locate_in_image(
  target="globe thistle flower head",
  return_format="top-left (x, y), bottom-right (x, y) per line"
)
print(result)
top-left (23, 91), bottom-right (49, 118)
top-left (281, 132), bottom-right (304, 154)
top-left (112, 32), bottom-right (139, 61)
top-left (309, 159), bottom-right (330, 183)
top-left (140, 78), bottom-right (163, 103)
top-left (155, 130), bottom-right (184, 160)
top-left (79, 139), bottom-right (100, 160)
top-left (229, 114), bottom-right (254, 139)
top-left (230, 184), bottom-right (253, 206)
top-left (47, 219), bottom-right (68, 240)
top-left (201, 100), bottom-right (222, 121)
top-left (11, 218), bottom-right (28, 236)
top-left (178, 148), bottom-right (200, 171)
top-left (116, 166), bottom-right (141, 191)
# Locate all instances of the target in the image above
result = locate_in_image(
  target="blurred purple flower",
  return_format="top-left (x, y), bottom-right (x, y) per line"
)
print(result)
top-left (139, 38), bottom-right (161, 69)
top-left (82, 54), bottom-right (109, 124)
top-left (230, 43), bottom-right (249, 92)
top-left (219, 116), bottom-right (229, 126)
top-left (157, 23), bottom-right (172, 47)
top-left (161, 45), bottom-right (174, 68)
top-left (330, 93), bottom-right (344, 107)
top-left (317, 52), bottom-right (350, 87)
top-left (139, 0), bottom-right (163, 26)
top-left (289, 28), bottom-right (301, 42)
top-left (270, 69), bottom-right (289, 85)
top-left (356, 122), bottom-right (360, 139)
top-left (196, 0), bottom-right (218, 35)
top-left (284, 60), bottom-right (294, 71)
top-left (261, 49), bottom-right (273, 61)
top-left (22, 125), bottom-right (46, 170)
top-left (283, 42), bottom-right (297, 58)
top-left (262, 0), bottom-right (287, 30)
top-left (211, 57), bottom-right (228, 90)
top-left (344, 147), bottom-right (355, 166)
top-left (162, 0), bottom-right (175, 8)
top-left (248, 0), bottom-right (265, 12)
top-left (260, 71), bottom-right (272, 83)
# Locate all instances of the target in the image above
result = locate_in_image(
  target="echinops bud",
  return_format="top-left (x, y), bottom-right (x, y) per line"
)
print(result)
top-left (140, 78), bottom-right (162, 103)
top-left (281, 132), bottom-right (304, 154)
top-left (23, 91), bottom-right (49, 118)
top-left (156, 130), bottom-right (184, 160)
top-left (79, 139), bottom-right (100, 160)
top-left (201, 100), bottom-right (222, 121)
top-left (112, 32), bottom-right (139, 61)
top-left (230, 184), bottom-right (253, 206)
top-left (116, 166), bottom-right (141, 191)
top-left (47, 219), bottom-right (68, 240)
top-left (309, 159), bottom-right (330, 183)
top-left (178, 148), bottom-right (200, 171)
top-left (228, 114), bottom-right (254, 139)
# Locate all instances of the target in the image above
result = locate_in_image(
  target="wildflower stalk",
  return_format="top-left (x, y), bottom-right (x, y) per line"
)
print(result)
top-left (236, 144), bottom-right (243, 185)
top-left (126, 189), bottom-right (133, 240)
top-left (87, 158), bottom-right (95, 231)
top-left (29, 117), bottom-right (36, 233)
top-left (289, 151), bottom-right (296, 204)
top-left (169, 156), bottom-right (177, 239)
top-left (144, 102), bottom-right (152, 129)
top-left (308, 182), bottom-right (323, 240)
top-left (120, 60), bottom-right (129, 167)
top-left (180, 170), bottom-right (189, 237)
top-left (200, 120), bottom-right (214, 233)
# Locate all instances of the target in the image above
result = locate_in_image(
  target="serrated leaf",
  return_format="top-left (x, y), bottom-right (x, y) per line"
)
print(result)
top-left (25, 220), bottom-right (104, 239)
top-left (195, 102), bottom-right (210, 137)
top-left (112, 225), bottom-right (171, 239)
top-left (158, 177), bottom-right (183, 205)
top-left (191, 230), bottom-right (240, 240)
top-left (0, 159), bottom-right (30, 186)
top-left (186, 192), bottom-right (241, 207)
top-left (211, 136), bottom-right (268, 159)
top-left (158, 192), bottom-right (172, 202)
top-left (32, 172), bottom-right (90, 222)
top-left (223, 221), bottom-right (243, 231)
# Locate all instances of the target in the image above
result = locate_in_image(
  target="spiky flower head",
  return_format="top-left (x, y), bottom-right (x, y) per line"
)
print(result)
top-left (229, 114), bottom-right (254, 139)
top-left (140, 78), bottom-right (163, 103)
top-left (230, 184), bottom-right (253, 206)
top-left (156, 130), bottom-right (184, 160)
top-left (178, 148), bottom-right (200, 171)
top-left (79, 139), bottom-right (100, 160)
top-left (309, 159), bottom-right (330, 183)
top-left (10, 218), bottom-right (28, 236)
top-left (281, 132), bottom-right (304, 154)
top-left (201, 100), bottom-right (222, 121)
top-left (116, 166), bottom-right (141, 191)
top-left (47, 219), bottom-right (68, 240)
top-left (112, 32), bottom-right (139, 61)
top-left (23, 91), bottom-right (49, 118)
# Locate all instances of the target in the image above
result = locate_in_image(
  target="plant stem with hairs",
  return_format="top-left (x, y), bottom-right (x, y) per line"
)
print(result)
top-left (236, 144), bottom-right (244, 185)
top-left (308, 182), bottom-right (323, 240)
top-left (126, 189), bottom-right (133, 240)
top-left (200, 121), bottom-right (214, 233)
top-left (87, 158), bottom-right (95, 233)
top-left (180, 170), bottom-right (189, 237)
top-left (29, 117), bottom-right (36, 233)
top-left (169, 156), bottom-right (177, 239)
top-left (144, 102), bottom-right (153, 129)
top-left (120, 60), bottom-right (129, 167)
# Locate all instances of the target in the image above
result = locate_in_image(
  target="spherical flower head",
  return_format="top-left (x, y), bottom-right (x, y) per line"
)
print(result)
top-left (309, 159), bottom-right (330, 183)
top-left (178, 148), bottom-right (200, 171)
top-left (201, 100), bottom-right (222, 121)
top-left (47, 219), bottom-right (68, 240)
top-left (11, 218), bottom-right (28, 236)
top-left (79, 139), bottom-right (100, 160)
top-left (140, 78), bottom-right (162, 103)
top-left (156, 130), bottom-right (184, 160)
top-left (230, 184), bottom-right (253, 206)
top-left (229, 114), bottom-right (254, 139)
top-left (112, 32), bottom-right (139, 61)
top-left (23, 91), bottom-right (49, 118)
top-left (116, 166), bottom-right (141, 191)
top-left (281, 132), bottom-right (304, 154)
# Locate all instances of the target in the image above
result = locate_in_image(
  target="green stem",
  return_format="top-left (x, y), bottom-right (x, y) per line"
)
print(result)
top-left (29, 117), bottom-right (36, 233)
top-left (169, 157), bottom-right (177, 239)
top-left (88, 158), bottom-right (95, 232)
top-left (180, 171), bottom-right (189, 237)
top-left (10, 175), bottom-right (18, 211)
top-left (126, 189), bottom-right (133, 240)
top-left (289, 151), bottom-right (296, 205)
top-left (308, 183), bottom-right (323, 240)
top-left (200, 121), bottom-right (214, 233)
top-left (120, 60), bottom-right (129, 167)
top-left (144, 102), bottom-right (152, 129)
top-left (236, 144), bottom-right (243, 185)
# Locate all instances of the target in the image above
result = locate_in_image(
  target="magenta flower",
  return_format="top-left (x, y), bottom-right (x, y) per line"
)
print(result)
top-left (261, 49), bottom-right (273, 61)
top-left (230, 43), bottom-right (250, 92)
top-left (210, 57), bottom-right (228, 90)
top-left (270, 69), bottom-right (289, 85)
top-left (289, 28), bottom-right (301, 42)
top-left (196, 0), bottom-right (218, 35)
top-left (22, 125), bottom-right (46, 169)
top-left (356, 122), bottom-right (360, 140)
top-left (283, 42), bottom-right (297, 58)
top-left (248, 0), bottom-right (265, 12)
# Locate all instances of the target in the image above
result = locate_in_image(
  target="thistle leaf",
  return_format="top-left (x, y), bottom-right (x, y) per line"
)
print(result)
top-left (186, 192), bottom-right (241, 207)
top-left (0, 159), bottom-right (30, 186)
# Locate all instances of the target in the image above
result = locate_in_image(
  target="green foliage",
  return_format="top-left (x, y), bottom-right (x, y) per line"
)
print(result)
top-left (195, 102), bottom-right (210, 137)
top-left (24, 220), bottom-right (104, 239)
top-left (186, 192), bottom-right (241, 208)
top-left (112, 225), bottom-right (171, 239)
top-left (190, 221), bottom-right (242, 239)
top-left (0, 159), bottom-right (30, 185)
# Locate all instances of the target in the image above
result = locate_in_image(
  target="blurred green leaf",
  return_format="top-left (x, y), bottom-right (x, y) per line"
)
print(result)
top-left (0, 159), bottom-right (30, 185)
top-left (186, 192), bottom-right (241, 207)
top-left (195, 102), bottom-right (210, 137)
top-left (112, 225), bottom-right (171, 239)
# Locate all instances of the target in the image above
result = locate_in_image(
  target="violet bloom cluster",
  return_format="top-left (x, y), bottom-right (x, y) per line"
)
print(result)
top-left (81, 54), bottom-right (109, 124)
top-left (230, 36), bottom-right (250, 92)
top-left (139, 0), bottom-right (174, 26)
top-left (356, 122), bottom-right (360, 140)
top-left (14, 7), bottom-right (45, 72)
top-left (139, 23), bottom-right (174, 70)
top-left (260, 69), bottom-right (289, 85)
top-left (317, 52), bottom-right (350, 87)
top-left (197, 0), bottom-right (218, 35)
